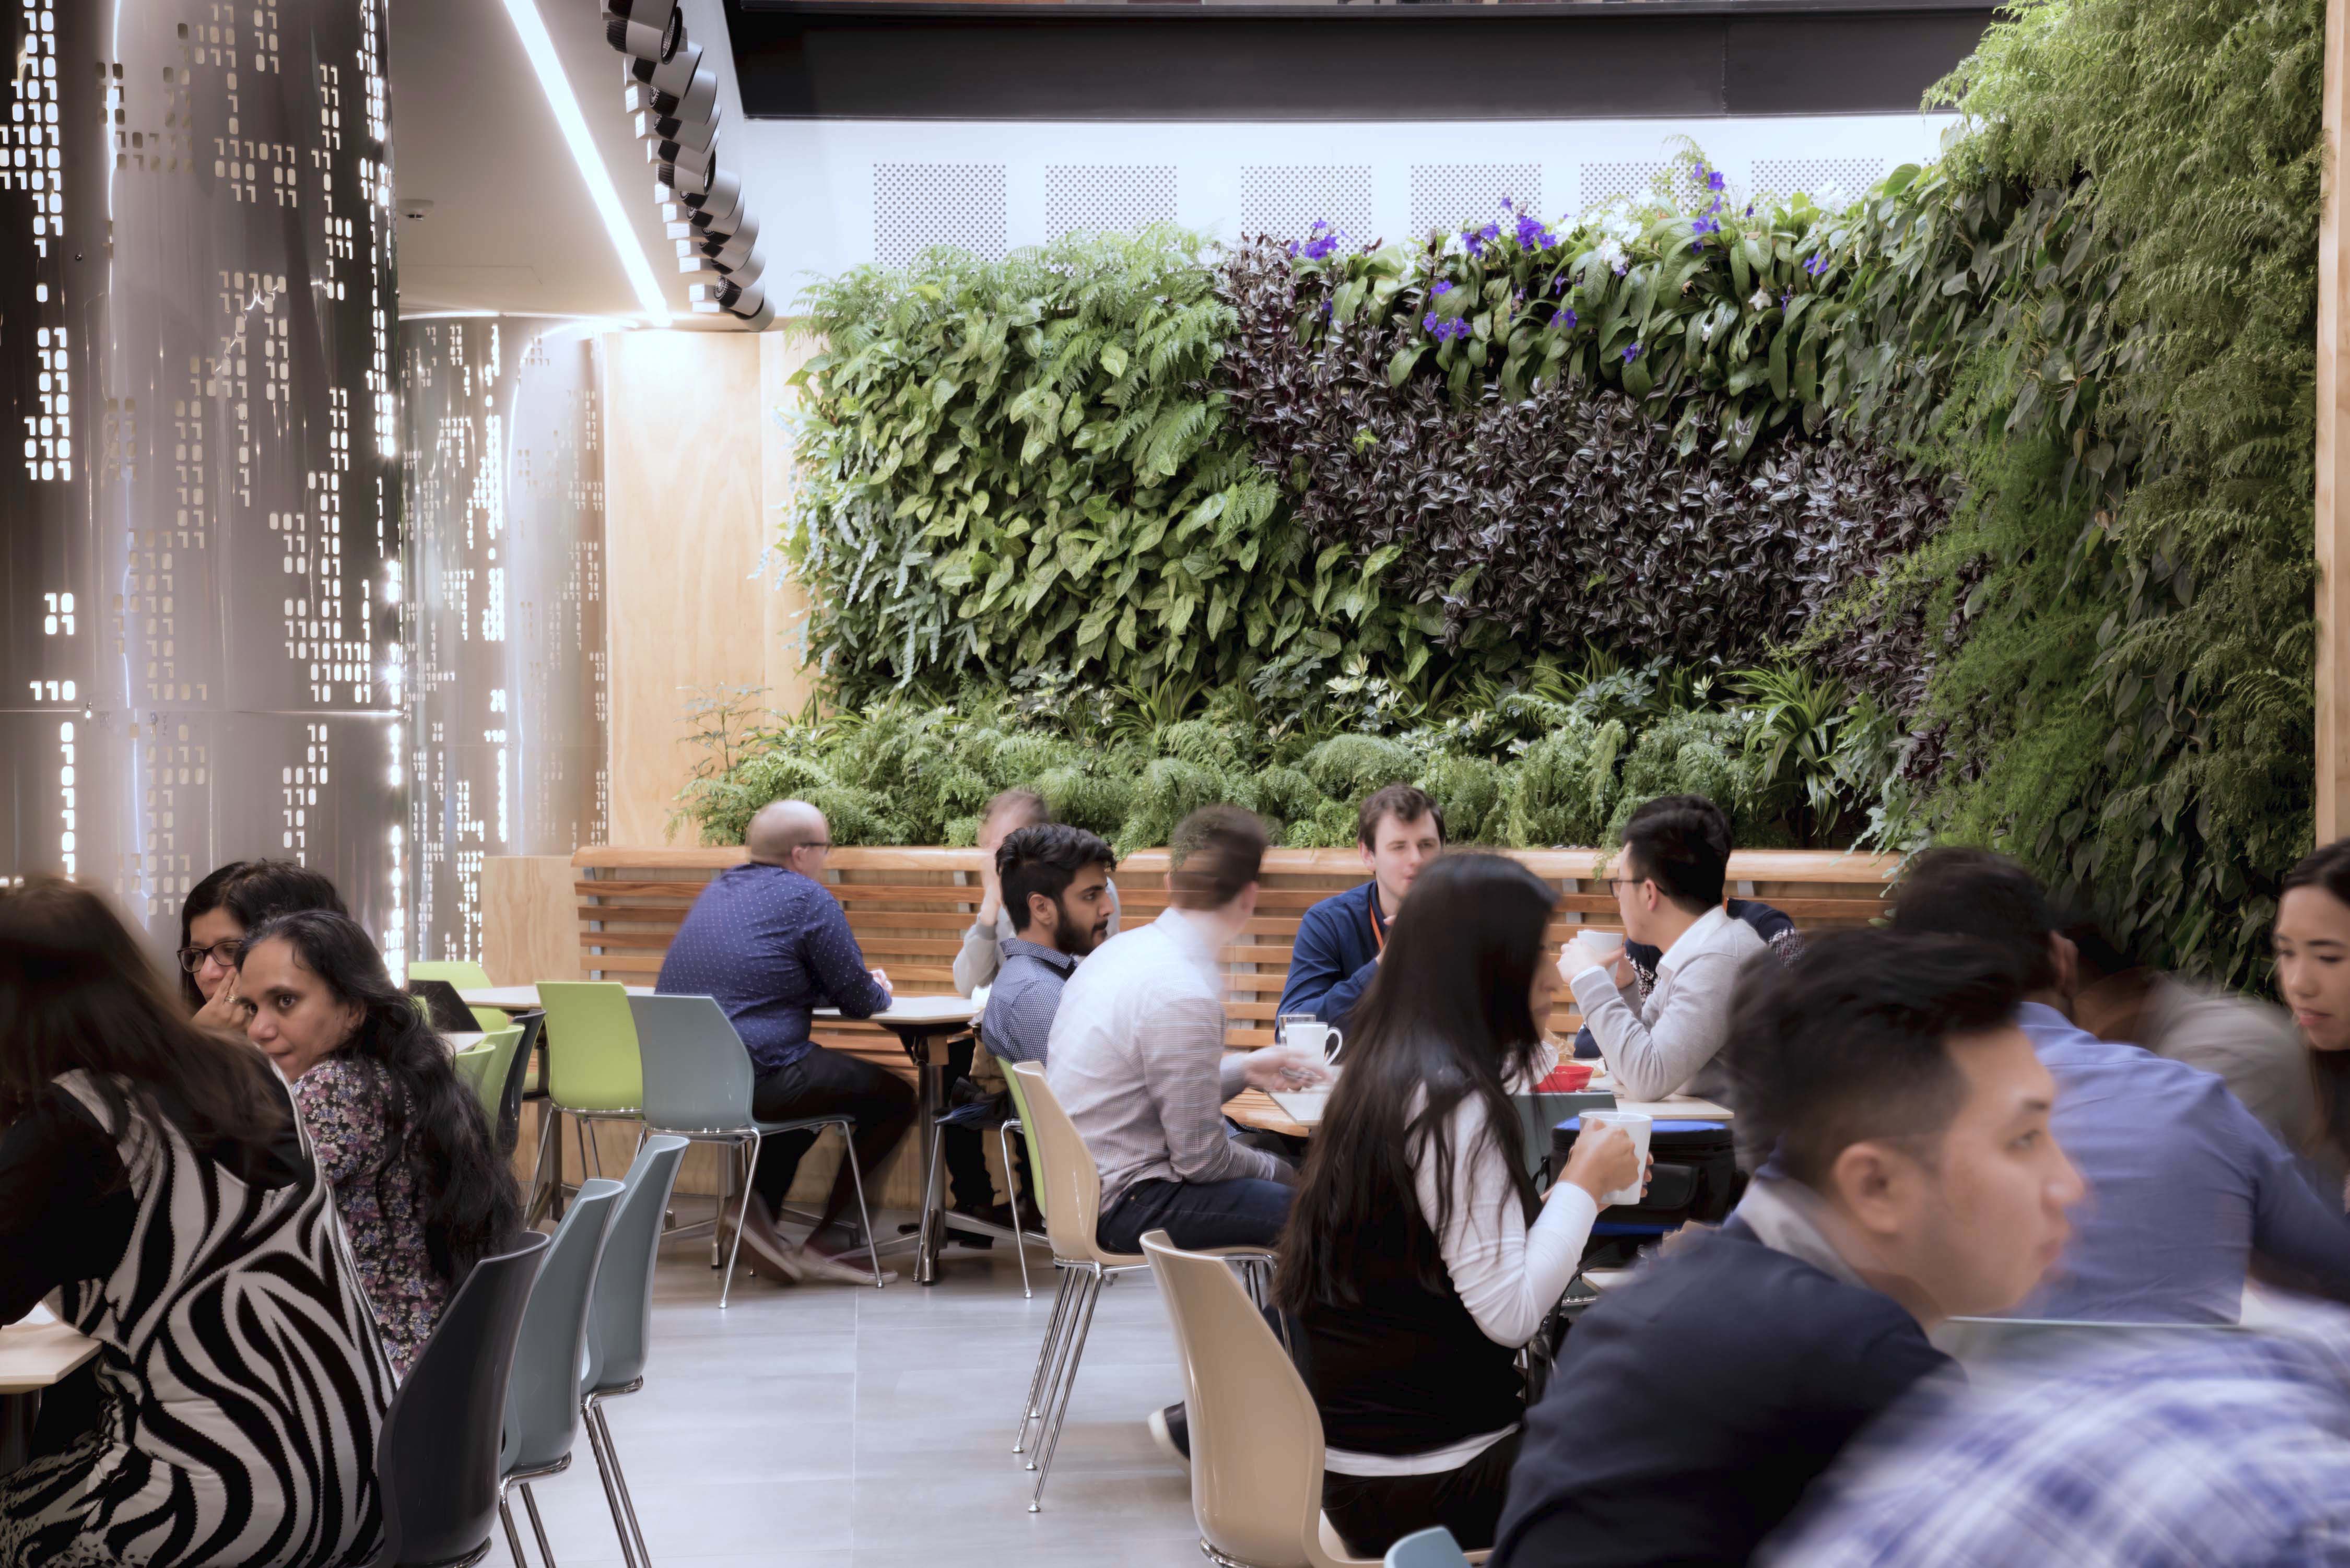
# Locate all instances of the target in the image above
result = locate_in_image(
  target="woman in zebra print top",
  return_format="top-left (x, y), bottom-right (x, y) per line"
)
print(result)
top-left (0, 880), bottom-right (393, 1568)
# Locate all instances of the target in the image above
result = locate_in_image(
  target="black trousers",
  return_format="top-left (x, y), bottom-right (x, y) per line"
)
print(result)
top-left (938, 1034), bottom-right (998, 1210)
top-left (749, 1045), bottom-right (916, 1229)
top-left (1321, 1429), bottom-right (1523, 1560)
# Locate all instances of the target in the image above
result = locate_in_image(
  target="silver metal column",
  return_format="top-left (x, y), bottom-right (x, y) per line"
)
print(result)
top-left (0, 0), bottom-right (404, 952)
top-left (400, 317), bottom-right (607, 966)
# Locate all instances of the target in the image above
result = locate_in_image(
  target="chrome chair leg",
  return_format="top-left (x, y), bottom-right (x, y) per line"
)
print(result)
top-left (720, 1130), bottom-right (761, 1310)
top-left (1025, 1266), bottom-right (1086, 1469)
top-left (525, 1106), bottom-right (560, 1228)
top-left (522, 1480), bottom-right (559, 1566)
top-left (996, 1118), bottom-right (1031, 1299)
top-left (582, 1398), bottom-right (641, 1568)
top-left (835, 1119), bottom-right (885, 1286)
top-left (596, 1402), bottom-right (654, 1568)
top-left (499, 1493), bottom-right (533, 1568)
top-left (1015, 1267), bottom-right (1076, 1453)
top-left (1030, 1270), bottom-right (1103, 1511)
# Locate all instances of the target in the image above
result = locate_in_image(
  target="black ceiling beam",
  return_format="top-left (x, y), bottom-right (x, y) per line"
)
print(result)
top-left (724, 0), bottom-right (1998, 121)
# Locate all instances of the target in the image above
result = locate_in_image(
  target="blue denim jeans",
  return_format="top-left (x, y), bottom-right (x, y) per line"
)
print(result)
top-left (1097, 1174), bottom-right (1294, 1255)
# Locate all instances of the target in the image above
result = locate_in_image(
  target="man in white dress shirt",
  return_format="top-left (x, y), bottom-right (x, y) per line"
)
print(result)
top-left (1557, 794), bottom-right (1765, 1103)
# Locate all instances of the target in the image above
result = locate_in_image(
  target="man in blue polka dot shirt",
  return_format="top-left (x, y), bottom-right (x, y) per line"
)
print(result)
top-left (658, 799), bottom-right (912, 1286)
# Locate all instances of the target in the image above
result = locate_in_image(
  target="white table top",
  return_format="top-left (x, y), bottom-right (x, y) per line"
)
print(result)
top-left (816, 994), bottom-right (979, 1027)
top-left (461, 985), bottom-right (977, 1029)
top-left (459, 984), bottom-right (652, 1011)
top-left (1260, 1087), bottom-right (1732, 1128)
top-left (0, 1319), bottom-right (101, 1395)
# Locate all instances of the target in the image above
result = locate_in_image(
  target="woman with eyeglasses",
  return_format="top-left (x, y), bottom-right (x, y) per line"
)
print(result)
top-left (177, 860), bottom-right (345, 1031)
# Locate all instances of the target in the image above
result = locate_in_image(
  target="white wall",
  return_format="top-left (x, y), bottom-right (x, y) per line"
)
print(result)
top-left (719, 112), bottom-right (1959, 299)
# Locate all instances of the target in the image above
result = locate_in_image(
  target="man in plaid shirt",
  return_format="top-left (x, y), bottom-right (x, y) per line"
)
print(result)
top-left (1764, 1304), bottom-right (2350, 1566)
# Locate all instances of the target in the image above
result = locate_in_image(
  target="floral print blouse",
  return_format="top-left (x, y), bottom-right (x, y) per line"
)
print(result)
top-left (293, 1054), bottom-right (447, 1377)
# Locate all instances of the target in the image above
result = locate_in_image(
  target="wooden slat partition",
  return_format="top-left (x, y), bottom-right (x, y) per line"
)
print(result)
top-left (573, 843), bottom-right (1901, 1053)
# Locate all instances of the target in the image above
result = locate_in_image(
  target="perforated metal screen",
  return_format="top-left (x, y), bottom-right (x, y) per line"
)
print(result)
top-left (1238, 164), bottom-right (1375, 246)
top-left (873, 162), bottom-right (1010, 268)
top-left (1044, 164), bottom-right (1179, 240)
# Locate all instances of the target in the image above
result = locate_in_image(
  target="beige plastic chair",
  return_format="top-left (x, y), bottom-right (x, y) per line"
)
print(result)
top-left (1008, 1062), bottom-right (1272, 1512)
top-left (1143, 1230), bottom-right (1492, 1568)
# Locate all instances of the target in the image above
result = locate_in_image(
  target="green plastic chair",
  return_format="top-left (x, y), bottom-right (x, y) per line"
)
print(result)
top-left (463, 1024), bottom-right (525, 1132)
top-left (534, 982), bottom-right (645, 1189)
top-left (452, 1040), bottom-right (499, 1106)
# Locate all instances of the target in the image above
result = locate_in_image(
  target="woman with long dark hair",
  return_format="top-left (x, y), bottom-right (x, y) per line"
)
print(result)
top-left (1275, 853), bottom-right (1643, 1558)
top-left (0, 880), bottom-right (391, 1567)
top-left (2276, 840), bottom-right (2350, 1202)
top-left (237, 909), bottom-right (520, 1376)
top-left (176, 858), bottom-right (346, 1027)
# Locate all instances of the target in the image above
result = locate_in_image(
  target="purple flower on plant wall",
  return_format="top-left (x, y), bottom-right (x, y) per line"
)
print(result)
top-left (1708, 170), bottom-right (1726, 192)
top-left (1432, 280), bottom-right (1453, 296)
top-left (1298, 219), bottom-right (1344, 261)
top-left (1803, 252), bottom-right (1831, 277)
top-left (1691, 215), bottom-right (1721, 238)
top-left (1623, 342), bottom-right (1641, 361)
top-left (1515, 213), bottom-right (1556, 250)
top-left (1425, 313), bottom-right (1471, 341)
top-left (1558, 306), bottom-right (1578, 329)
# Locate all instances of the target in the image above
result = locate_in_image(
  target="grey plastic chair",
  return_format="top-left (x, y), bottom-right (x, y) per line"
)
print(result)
top-left (581, 1135), bottom-right (689, 1568)
top-left (499, 1178), bottom-right (624, 1568)
top-left (362, 1231), bottom-right (549, 1568)
top-left (1385, 1527), bottom-right (1475, 1568)
top-left (629, 993), bottom-right (883, 1304)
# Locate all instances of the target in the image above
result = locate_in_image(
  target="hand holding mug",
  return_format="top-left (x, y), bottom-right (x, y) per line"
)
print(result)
top-left (1243, 1043), bottom-right (1332, 1093)
top-left (1558, 930), bottom-right (1627, 984)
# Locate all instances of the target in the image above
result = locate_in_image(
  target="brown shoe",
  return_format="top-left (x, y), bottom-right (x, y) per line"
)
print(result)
top-left (722, 1190), bottom-right (807, 1286)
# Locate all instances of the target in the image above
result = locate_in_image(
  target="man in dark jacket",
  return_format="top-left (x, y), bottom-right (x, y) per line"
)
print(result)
top-left (1493, 929), bottom-right (2084, 1567)
top-left (1277, 784), bottom-right (1444, 1033)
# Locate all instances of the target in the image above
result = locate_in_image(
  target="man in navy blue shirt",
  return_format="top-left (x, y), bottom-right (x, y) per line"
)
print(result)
top-left (1494, 930), bottom-right (2084, 1567)
top-left (1891, 847), bottom-right (2350, 1323)
top-left (1278, 784), bottom-right (1444, 1033)
top-left (657, 799), bottom-right (912, 1287)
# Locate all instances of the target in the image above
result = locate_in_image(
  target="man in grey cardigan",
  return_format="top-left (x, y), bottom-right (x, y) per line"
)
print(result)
top-left (1559, 795), bottom-right (1765, 1104)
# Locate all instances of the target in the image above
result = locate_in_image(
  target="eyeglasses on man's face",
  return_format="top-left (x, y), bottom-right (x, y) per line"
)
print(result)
top-left (179, 939), bottom-right (243, 973)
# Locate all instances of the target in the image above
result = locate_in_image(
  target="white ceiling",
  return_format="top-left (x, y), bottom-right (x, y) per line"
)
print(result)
top-left (387, 0), bottom-right (744, 322)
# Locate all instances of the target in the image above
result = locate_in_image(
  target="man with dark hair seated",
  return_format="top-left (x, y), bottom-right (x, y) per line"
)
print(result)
top-left (1571, 795), bottom-right (1802, 1061)
top-left (1892, 847), bottom-right (2350, 1324)
top-left (1493, 930), bottom-right (2084, 1568)
top-left (1278, 783), bottom-right (1446, 1032)
top-left (1556, 794), bottom-right (1765, 1102)
top-left (980, 823), bottom-right (1118, 1066)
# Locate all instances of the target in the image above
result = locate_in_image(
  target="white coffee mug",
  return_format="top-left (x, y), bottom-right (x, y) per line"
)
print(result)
top-left (1284, 1020), bottom-right (1345, 1062)
top-left (1579, 1110), bottom-right (1652, 1206)
top-left (1577, 929), bottom-right (1627, 961)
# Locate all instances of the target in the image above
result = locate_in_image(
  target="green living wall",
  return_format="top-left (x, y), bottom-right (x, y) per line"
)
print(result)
top-left (718, 0), bottom-right (2320, 984)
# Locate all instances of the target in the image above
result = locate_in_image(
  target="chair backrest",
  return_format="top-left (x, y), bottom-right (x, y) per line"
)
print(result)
top-left (409, 959), bottom-right (495, 991)
top-left (537, 982), bottom-right (644, 1112)
top-left (994, 1053), bottom-right (1047, 1222)
top-left (1011, 1062), bottom-right (1108, 1263)
top-left (1385, 1528), bottom-right (1474, 1568)
top-left (492, 1013), bottom-right (543, 1156)
top-left (1143, 1230), bottom-right (1328, 1568)
top-left (502, 1178), bottom-right (624, 1477)
top-left (585, 1135), bottom-right (689, 1396)
top-left (372, 1229), bottom-right (549, 1568)
top-left (451, 1040), bottom-right (499, 1107)
top-left (465, 1025), bottom-right (524, 1131)
top-left (629, 994), bottom-right (758, 1133)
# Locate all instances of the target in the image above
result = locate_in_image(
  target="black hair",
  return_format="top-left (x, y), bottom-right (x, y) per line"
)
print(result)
top-left (1621, 794), bottom-right (1731, 913)
top-left (1277, 853), bottom-right (1554, 1312)
top-left (997, 823), bottom-right (1116, 935)
top-left (239, 910), bottom-right (519, 1287)
top-left (2281, 839), bottom-right (2350, 1169)
top-left (1357, 784), bottom-right (1445, 849)
top-left (1169, 806), bottom-right (1268, 911)
top-left (2, 878), bottom-right (290, 1159)
top-left (1889, 846), bottom-right (2060, 994)
top-left (1725, 928), bottom-right (2025, 1187)
top-left (178, 858), bottom-right (348, 1009)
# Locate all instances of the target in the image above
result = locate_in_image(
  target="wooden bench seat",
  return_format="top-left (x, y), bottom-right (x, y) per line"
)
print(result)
top-left (572, 844), bottom-right (1901, 1061)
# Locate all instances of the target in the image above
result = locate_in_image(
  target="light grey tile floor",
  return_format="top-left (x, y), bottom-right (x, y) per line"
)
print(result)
top-left (484, 1216), bottom-right (1203, 1568)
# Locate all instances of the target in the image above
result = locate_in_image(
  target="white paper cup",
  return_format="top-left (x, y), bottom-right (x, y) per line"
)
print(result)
top-left (1579, 1110), bottom-right (1652, 1206)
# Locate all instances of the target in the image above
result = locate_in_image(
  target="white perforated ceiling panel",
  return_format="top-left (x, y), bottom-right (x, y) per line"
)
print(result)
top-left (1749, 157), bottom-right (1887, 208)
top-left (872, 162), bottom-right (1009, 268)
top-left (1044, 164), bottom-right (1178, 240)
top-left (1408, 162), bottom-right (1545, 240)
top-left (1238, 164), bottom-right (1374, 245)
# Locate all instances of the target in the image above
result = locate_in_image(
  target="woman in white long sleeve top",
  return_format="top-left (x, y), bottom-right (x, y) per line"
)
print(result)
top-left (1275, 853), bottom-right (1643, 1559)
